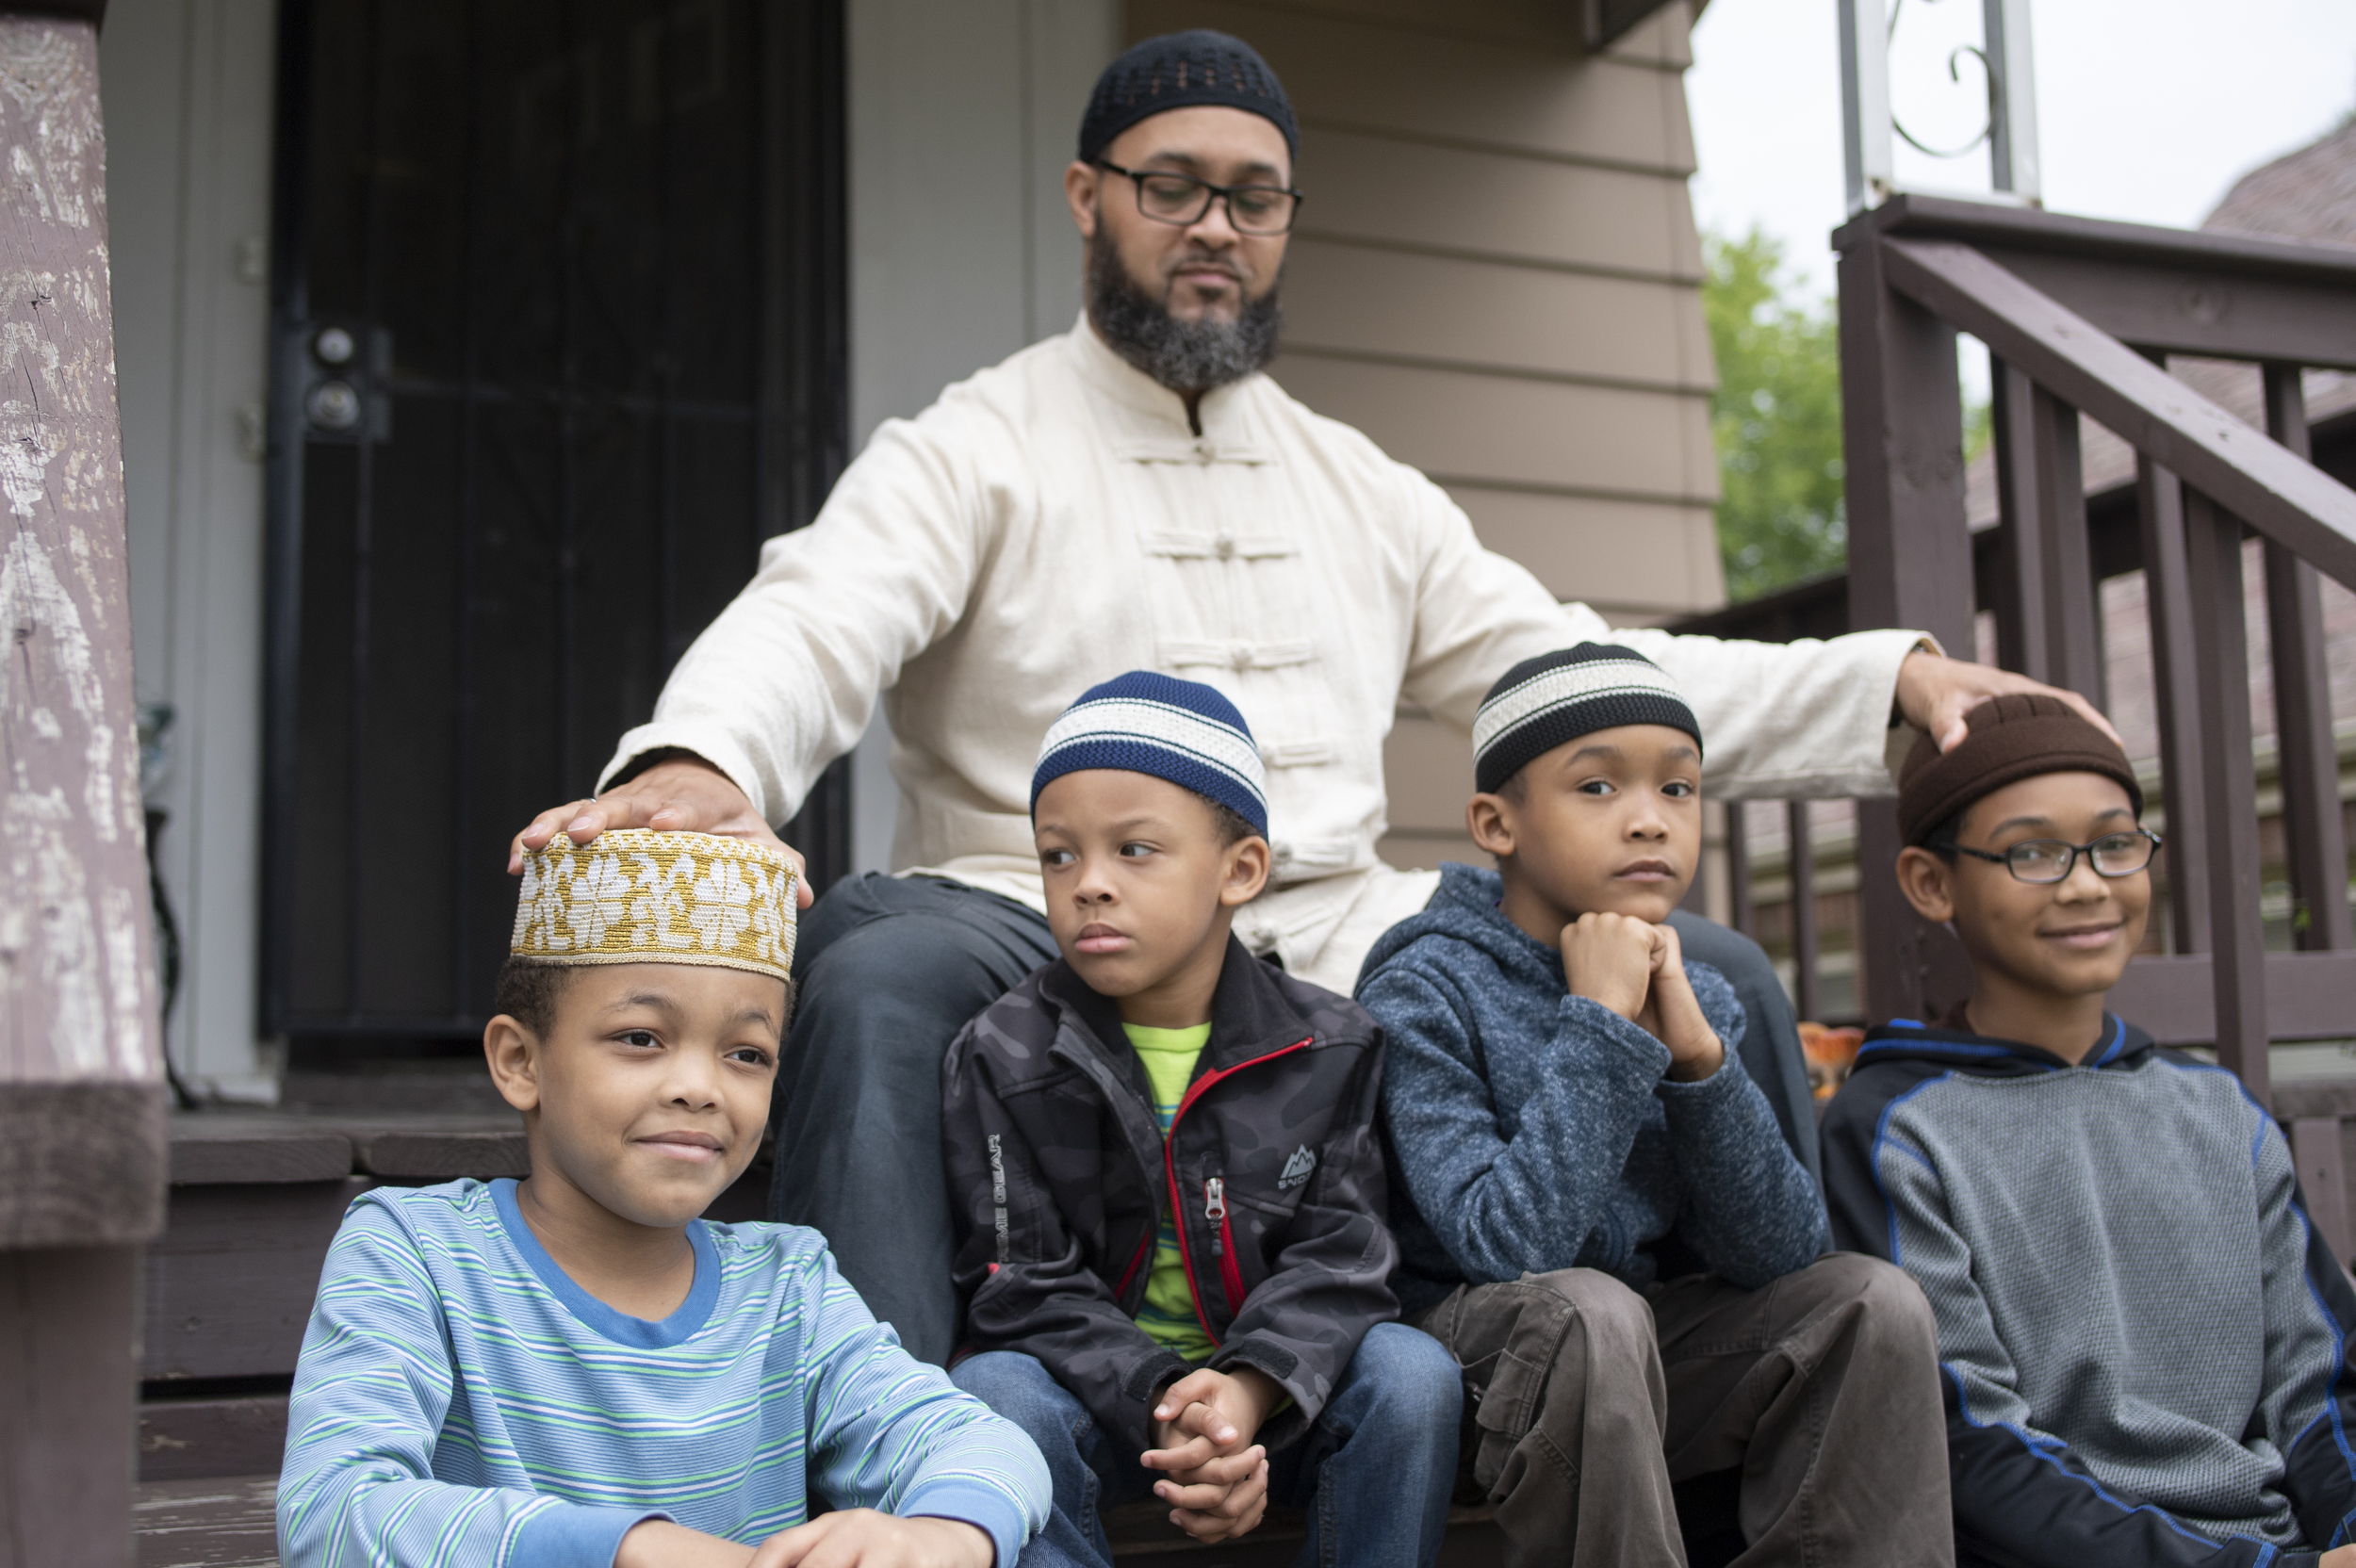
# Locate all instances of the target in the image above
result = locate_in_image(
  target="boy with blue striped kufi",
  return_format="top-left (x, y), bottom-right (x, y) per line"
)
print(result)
top-left (277, 830), bottom-right (1048, 1568)
top-left (941, 671), bottom-right (1462, 1565)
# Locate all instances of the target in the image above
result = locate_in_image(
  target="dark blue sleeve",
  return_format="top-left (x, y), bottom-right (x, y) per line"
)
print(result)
top-left (1939, 1373), bottom-right (2306, 1568)
top-left (2254, 1117), bottom-right (2356, 1553)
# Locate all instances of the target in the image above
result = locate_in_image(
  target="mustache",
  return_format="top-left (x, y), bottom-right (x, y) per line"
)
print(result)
top-left (1168, 251), bottom-right (1243, 281)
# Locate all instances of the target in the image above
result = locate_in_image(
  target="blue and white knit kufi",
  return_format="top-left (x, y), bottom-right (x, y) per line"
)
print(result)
top-left (1473, 643), bottom-right (1702, 795)
top-left (1032, 671), bottom-right (1268, 836)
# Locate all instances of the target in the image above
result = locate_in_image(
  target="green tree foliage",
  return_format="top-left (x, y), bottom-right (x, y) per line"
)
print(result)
top-left (1705, 229), bottom-right (1849, 600)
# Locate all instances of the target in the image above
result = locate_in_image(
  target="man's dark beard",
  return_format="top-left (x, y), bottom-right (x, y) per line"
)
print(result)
top-left (1087, 226), bottom-right (1283, 395)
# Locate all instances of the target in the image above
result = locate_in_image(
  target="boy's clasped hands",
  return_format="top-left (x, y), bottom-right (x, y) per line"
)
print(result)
top-left (1560, 911), bottom-right (1725, 1082)
top-left (1140, 1364), bottom-right (1286, 1542)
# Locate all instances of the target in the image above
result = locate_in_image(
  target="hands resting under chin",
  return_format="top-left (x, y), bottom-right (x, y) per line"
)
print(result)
top-left (1560, 912), bottom-right (1726, 1082)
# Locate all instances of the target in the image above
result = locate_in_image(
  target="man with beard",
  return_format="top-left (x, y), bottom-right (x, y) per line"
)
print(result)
top-left (511, 29), bottom-right (2112, 1367)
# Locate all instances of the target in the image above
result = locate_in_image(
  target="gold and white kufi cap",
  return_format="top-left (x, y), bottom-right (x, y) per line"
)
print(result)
top-left (511, 829), bottom-right (798, 984)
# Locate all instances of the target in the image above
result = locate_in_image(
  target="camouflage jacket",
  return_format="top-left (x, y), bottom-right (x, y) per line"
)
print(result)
top-left (941, 938), bottom-right (1399, 1454)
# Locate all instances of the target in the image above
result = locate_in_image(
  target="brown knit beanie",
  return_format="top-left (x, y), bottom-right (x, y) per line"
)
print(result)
top-left (1896, 694), bottom-right (2142, 846)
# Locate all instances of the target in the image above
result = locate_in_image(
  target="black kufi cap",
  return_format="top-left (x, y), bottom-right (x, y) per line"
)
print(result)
top-left (1078, 30), bottom-right (1297, 166)
top-left (1472, 645), bottom-right (1702, 796)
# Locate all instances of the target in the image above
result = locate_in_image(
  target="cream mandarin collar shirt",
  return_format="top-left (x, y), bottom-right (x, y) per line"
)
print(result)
top-left (603, 318), bottom-right (1926, 988)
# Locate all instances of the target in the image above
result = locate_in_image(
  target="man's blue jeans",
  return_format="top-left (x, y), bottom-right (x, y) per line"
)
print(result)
top-left (953, 1323), bottom-right (1462, 1568)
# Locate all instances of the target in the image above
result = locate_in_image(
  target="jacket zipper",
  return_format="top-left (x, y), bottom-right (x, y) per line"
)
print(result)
top-left (1205, 1178), bottom-right (1245, 1316)
top-left (1161, 1037), bottom-right (1312, 1347)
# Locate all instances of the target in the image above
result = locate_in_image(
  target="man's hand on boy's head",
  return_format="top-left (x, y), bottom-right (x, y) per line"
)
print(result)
top-left (744, 1511), bottom-right (993, 1568)
top-left (1144, 1365), bottom-right (1283, 1542)
top-left (1560, 911), bottom-right (1666, 1022)
top-left (509, 754), bottom-right (809, 907)
top-left (1644, 923), bottom-right (1726, 1082)
top-left (1895, 649), bottom-right (2121, 755)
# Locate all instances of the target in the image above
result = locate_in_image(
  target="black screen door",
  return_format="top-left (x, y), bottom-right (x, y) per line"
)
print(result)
top-left (261, 0), bottom-right (849, 1041)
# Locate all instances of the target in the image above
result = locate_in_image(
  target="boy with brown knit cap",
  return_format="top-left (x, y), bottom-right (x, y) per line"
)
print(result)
top-left (1824, 694), bottom-right (2356, 1568)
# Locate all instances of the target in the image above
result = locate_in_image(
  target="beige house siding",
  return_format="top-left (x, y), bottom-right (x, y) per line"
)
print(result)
top-left (1127, 0), bottom-right (1722, 874)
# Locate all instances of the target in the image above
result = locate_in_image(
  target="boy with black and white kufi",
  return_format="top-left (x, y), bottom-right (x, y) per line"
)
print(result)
top-left (1824, 696), bottom-right (2356, 1568)
top-left (943, 670), bottom-right (1461, 1566)
top-left (1359, 642), bottom-right (1954, 1568)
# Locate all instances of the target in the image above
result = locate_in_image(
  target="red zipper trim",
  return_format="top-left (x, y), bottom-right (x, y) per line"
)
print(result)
top-left (1114, 1227), bottom-right (1153, 1298)
top-left (1162, 1037), bottom-right (1313, 1347)
top-left (1216, 1208), bottom-right (1245, 1315)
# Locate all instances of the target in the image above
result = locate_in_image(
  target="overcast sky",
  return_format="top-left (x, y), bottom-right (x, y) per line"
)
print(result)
top-left (1688, 0), bottom-right (2356, 300)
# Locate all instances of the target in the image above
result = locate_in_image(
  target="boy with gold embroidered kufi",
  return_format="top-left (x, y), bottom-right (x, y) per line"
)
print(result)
top-left (278, 830), bottom-right (1049, 1568)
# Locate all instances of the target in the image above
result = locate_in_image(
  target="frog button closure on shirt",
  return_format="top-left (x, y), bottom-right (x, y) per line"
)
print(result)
top-left (1115, 436), bottom-right (1273, 469)
top-left (1163, 640), bottom-right (1317, 674)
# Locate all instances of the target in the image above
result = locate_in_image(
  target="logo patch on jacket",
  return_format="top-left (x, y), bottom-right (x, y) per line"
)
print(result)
top-left (1277, 1144), bottom-right (1317, 1190)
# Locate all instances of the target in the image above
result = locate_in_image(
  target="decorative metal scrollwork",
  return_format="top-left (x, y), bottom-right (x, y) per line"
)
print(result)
top-left (1886, 0), bottom-right (1998, 162)
top-left (1841, 0), bottom-right (2037, 211)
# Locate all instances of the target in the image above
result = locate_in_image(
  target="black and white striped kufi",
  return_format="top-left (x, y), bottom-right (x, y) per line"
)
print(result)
top-left (1472, 644), bottom-right (1701, 795)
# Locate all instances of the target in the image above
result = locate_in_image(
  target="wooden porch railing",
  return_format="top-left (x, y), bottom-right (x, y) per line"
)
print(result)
top-left (1678, 194), bottom-right (2356, 1115)
top-left (0, 8), bottom-right (169, 1566)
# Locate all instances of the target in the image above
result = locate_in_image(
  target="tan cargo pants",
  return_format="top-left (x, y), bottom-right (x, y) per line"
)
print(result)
top-left (1413, 1252), bottom-right (1954, 1568)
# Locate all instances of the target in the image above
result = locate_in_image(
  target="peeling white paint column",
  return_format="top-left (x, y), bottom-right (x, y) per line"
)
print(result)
top-left (0, 7), bottom-right (168, 1565)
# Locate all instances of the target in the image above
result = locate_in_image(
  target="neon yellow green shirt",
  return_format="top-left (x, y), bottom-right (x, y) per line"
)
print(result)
top-left (1123, 1021), bottom-right (1217, 1364)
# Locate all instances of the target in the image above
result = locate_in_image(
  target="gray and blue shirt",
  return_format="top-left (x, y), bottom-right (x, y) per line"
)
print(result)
top-left (1824, 1016), bottom-right (2356, 1568)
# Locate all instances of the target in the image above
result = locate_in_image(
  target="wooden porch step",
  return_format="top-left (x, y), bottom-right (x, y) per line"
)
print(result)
top-left (166, 1109), bottom-right (530, 1186)
top-left (129, 1478), bottom-right (1507, 1565)
top-left (134, 1477), bottom-right (278, 1568)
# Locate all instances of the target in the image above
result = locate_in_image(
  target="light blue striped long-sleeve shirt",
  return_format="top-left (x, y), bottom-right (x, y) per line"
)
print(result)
top-left (278, 1179), bottom-right (1047, 1568)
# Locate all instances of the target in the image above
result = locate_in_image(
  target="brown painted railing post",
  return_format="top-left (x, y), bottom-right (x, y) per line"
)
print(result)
top-left (1988, 359), bottom-right (2037, 672)
top-left (1838, 227), bottom-right (1979, 1024)
top-left (2028, 386), bottom-right (2104, 708)
top-left (1988, 364), bottom-right (2103, 705)
top-left (2181, 488), bottom-right (2271, 1102)
top-left (2133, 383), bottom-right (2212, 955)
top-left (1787, 802), bottom-right (1822, 1023)
top-left (1726, 801), bottom-right (1753, 939)
top-left (2260, 364), bottom-right (2353, 953)
top-left (0, 8), bottom-right (164, 1566)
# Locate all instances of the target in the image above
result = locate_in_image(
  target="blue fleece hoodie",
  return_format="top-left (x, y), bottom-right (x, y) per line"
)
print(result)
top-left (1358, 863), bottom-right (1828, 1314)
